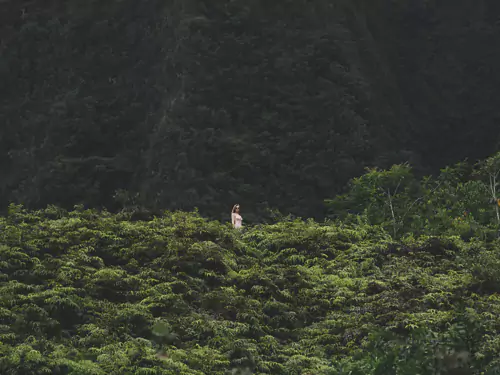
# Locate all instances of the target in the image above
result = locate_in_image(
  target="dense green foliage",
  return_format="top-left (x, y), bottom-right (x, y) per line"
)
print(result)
top-left (327, 152), bottom-right (500, 240)
top-left (4, 151), bottom-right (500, 375)
top-left (2, 0), bottom-right (500, 219)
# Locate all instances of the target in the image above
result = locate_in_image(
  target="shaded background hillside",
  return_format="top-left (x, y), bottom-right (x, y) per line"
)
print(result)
top-left (1, 0), bottom-right (499, 220)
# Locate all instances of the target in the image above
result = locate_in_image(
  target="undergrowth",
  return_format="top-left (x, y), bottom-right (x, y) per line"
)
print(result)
top-left (1, 205), bottom-right (500, 374)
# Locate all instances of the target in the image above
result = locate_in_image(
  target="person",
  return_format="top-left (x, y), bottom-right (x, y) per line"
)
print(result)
top-left (231, 204), bottom-right (243, 229)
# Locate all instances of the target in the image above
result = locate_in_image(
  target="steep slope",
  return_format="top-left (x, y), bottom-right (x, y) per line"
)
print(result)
top-left (362, 0), bottom-right (500, 166)
top-left (1, 0), bottom-right (499, 219)
top-left (138, 0), bottom-right (415, 220)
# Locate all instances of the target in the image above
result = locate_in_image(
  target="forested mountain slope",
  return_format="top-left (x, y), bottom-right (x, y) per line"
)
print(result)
top-left (363, 0), bottom-right (500, 166)
top-left (1, 0), bottom-right (499, 220)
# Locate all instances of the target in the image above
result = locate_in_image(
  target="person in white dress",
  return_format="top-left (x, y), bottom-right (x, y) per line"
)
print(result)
top-left (231, 204), bottom-right (243, 229)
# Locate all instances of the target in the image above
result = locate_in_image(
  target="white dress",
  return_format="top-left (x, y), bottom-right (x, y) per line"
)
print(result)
top-left (232, 213), bottom-right (243, 229)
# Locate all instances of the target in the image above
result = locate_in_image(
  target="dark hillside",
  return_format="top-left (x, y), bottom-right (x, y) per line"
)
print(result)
top-left (1, 0), bottom-right (500, 219)
top-left (362, 0), bottom-right (500, 166)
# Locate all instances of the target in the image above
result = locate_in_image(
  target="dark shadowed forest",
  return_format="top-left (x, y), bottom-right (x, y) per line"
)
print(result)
top-left (1, 0), bottom-right (500, 221)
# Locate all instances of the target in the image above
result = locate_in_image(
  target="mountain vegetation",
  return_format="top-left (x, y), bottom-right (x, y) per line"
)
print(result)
top-left (2, 0), bottom-right (500, 220)
top-left (2, 153), bottom-right (500, 374)
top-left (2, 0), bottom-right (500, 371)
